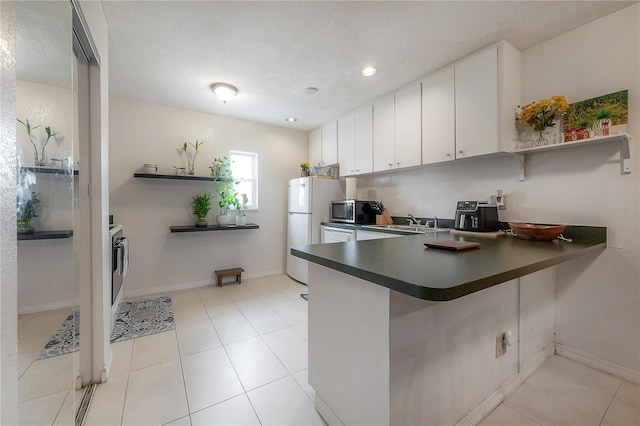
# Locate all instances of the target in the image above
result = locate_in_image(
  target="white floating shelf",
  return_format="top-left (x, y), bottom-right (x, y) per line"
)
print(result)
top-left (512, 133), bottom-right (631, 181)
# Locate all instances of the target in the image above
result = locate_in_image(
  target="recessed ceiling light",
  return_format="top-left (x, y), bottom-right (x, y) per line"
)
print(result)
top-left (286, 117), bottom-right (298, 123)
top-left (305, 87), bottom-right (318, 94)
top-left (210, 83), bottom-right (238, 103)
top-left (361, 66), bottom-right (379, 77)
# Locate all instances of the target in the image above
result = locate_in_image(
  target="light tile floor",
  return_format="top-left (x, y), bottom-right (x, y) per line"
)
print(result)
top-left (18, 273), bottom-right (640, 426)
top-left (480, 355), bottom-right (640, 426)
top-left (17, 306), bottom-right (80, 426)
top-left (85, 274), bottom-right (322, 426)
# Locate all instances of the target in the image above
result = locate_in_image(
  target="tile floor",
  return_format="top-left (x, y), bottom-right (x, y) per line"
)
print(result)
top-left (480, 355), bottom-right (640, 426)
top-left (17, 273), bottom-right (640, 426)
top-left (86, 274), bottom-right (322, 426)
top-left (17, 306), bottom-right (81, 426)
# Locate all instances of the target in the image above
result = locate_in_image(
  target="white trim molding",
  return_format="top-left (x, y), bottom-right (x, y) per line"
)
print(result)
top-left (556, 343), bottom-right (640, 385)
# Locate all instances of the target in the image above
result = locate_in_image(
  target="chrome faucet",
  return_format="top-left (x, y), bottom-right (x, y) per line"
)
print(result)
top-left (407, 214), bottom-right (420, 225)
top-left (433, 216), bottom-right (439, 229)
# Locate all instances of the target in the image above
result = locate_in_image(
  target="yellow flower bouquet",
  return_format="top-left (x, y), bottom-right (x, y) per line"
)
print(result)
top-left (517, 95), bottom-right (568, 146)
top-left (300, 161), bottom-right (310, 172)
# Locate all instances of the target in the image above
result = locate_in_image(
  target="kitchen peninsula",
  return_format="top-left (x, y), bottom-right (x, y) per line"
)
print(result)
top-left (292, 227), bottom-right (606, 425)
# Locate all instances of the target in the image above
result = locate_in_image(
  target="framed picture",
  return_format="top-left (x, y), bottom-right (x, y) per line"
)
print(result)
top-left (563, 90), bottom-right (628, 135)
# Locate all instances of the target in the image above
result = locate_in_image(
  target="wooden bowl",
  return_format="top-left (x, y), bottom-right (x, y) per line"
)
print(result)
top-left (508, 222), bottom-right (566, 241)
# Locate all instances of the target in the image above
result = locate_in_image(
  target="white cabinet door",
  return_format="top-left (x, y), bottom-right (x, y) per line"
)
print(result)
top-left (354, 105), bottom-right (373, 175)
top-left (455, 46), bottom-right (499, 158)
top-left (394, 83), bottom-right (422, 169)
top-left (338, 113), bottom-right (356, 177)
top-left (373, 95), bottom-right (395, 172)
top-left (308, 127), bottom-right (322, 167)
top-left (422, 67), bottom-right (455, 164)
top-left (321, 121), bottom-right (338, 165)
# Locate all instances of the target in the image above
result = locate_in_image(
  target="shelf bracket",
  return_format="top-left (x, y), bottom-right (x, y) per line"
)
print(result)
top-left (515, 153), bottom-right (525, 181)
top-left (620, 137), bottom-right (631, 175)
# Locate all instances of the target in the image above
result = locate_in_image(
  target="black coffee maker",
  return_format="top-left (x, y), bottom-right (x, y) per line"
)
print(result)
top-left (454, 201), bottom-right (499, 232)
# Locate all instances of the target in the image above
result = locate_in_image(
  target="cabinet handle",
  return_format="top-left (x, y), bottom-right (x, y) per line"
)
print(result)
top-left (355, 169), bottom-right (360, 172)
top-left (446, 153), bottom-right (452, 158)
top-left (388, 163), bottom-right (393, 168)
top-left (458, 150), bottom-right (464, 156)
top-left (350, 170), bottom-right (354, 173)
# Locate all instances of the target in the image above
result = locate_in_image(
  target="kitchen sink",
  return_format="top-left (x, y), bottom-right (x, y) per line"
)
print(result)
top-left (362, 224), bottom-right (449, 234)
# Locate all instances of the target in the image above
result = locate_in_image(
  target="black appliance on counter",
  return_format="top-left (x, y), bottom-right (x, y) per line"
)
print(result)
top-left (454, 201), bottom-right (499, 232)
top-left (331, 200), bottom-right (378, 224)
top-left (111, 228), bottom-right (129, 305)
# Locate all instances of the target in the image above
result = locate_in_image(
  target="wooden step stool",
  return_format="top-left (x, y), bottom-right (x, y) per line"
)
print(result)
top-left (214, 267), bottom-right (245, 286)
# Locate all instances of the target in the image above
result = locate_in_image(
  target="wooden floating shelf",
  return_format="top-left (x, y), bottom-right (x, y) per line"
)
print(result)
top-left (170, 224), bottom-right (259, 233)
top-left (20, 167), bottom-right (79, 176)
top-left (18, 230), bottom-right (74, 241)
top-left (134, 172), bottom-right (229, 182)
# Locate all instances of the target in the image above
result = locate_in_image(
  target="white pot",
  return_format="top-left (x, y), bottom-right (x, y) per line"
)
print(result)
top-left (216, 214), bottom-right (231, 226)
top-left (236, 215), bottom-right (247, 226)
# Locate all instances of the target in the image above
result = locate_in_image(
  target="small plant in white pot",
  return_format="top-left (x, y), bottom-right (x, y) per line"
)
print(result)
top-left (192, 192), bottom-right (213, 227)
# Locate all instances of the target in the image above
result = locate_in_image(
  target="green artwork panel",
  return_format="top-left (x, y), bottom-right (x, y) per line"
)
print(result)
top-left (563, 90), bottom-right (628, 131)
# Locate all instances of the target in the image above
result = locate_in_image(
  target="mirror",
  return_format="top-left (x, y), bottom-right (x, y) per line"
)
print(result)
top-left (16, 1), bottom-right (81, 424)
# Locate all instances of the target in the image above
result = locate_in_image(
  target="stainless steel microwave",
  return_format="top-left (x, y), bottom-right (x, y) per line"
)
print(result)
top-left (330, 200), bottom-right (378, 224)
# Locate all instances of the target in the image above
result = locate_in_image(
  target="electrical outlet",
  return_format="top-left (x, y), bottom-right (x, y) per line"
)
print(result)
top-left (495, 333), bottom-right (506, 358)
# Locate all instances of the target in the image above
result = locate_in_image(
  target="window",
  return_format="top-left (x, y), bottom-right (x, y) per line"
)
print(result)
top-left (230, 150), bottom-right (258, 210)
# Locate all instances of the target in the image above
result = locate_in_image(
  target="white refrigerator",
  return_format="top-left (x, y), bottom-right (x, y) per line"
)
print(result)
top-left (287, 176), bottom-right (343, 284)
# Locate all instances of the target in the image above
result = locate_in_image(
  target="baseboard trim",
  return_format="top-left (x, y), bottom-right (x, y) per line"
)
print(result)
top-left (555, 343), bottom-right (640, 384)
top-left (18, 299), bottom-right (76, 315)
top-left (314, 392), bottom-right (345, 426)
top-left (122, 269), bottom-right (287, 299)
top-left (456, 343), bottom-right (555, 426)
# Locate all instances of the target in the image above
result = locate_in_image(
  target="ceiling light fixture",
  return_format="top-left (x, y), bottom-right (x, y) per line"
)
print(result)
top-left (210, 83), bottom-right (238, 103)
top-left (361, 66), bottom-right (379, 77)
top-left (286, 117), bottom-right (298, 123)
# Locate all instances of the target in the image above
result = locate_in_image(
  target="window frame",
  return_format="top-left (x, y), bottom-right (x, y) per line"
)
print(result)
top-left (229, 150), bottom-right (258, 211)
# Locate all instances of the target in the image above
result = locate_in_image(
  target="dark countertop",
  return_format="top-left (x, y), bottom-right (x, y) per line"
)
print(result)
top-left (293, 226), bottom-right (606, 301)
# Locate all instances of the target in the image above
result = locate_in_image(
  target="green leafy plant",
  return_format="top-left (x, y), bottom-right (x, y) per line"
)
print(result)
top-left (210, 157), bottom-right (239, 214)
top-left (180, 139), bottom-right (204, 175)
top-left (192, 192), bottom-right (213, 226)
top-left (17, 118), bottom-right (59, 166)
top-left (17, 191), bottom-right (40, 233)
top-left (17, 118), bottom-right (41, 155)
top-left (595, 108), bottom-right (613, 121)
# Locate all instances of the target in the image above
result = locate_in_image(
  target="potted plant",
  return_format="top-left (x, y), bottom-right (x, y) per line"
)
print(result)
top-left (17, 118), bottom-right (58, 167)
top-left (210, 157), bottom-right (239, 225)
top-left (17, 191), bottom-right (40, 234)
top-left (594, 108), bottom-right (613, 136)
top-left (180, 139), bottom-right (204, 175)
top-left (517, 95), bottom-right (568, 146)
top-left (192, 192), bottom-right (213, 227)
top-left (300, 161), bottom-right (310, 177)
top-left (235, 193), bottom-right (248, 226)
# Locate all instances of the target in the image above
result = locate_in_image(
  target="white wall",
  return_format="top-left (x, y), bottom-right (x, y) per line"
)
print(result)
top-left (109, 97), bottom-right (308, 296)
top-left (355, 5), bottom-right (640, 375)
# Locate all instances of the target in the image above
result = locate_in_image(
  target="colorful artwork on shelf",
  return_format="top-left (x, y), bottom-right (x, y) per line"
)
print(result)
top-left (563, 90), bottom-right (628, 136)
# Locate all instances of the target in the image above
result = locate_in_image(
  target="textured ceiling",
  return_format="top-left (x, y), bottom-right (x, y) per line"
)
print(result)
top-left (99, 1), bottom-right (634, 131)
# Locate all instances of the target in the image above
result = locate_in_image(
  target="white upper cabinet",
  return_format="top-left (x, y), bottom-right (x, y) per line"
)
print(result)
top-left (321, 121), bottom-right (338, 165)
top-left (455, 46), bottom-right (499, 158)
top-left (354, 105), bottom-right (373, 175)
top-left (308, 127), bottom-right (322, 167)
top-left (455, 41), bottom-right (521, 158)
top-left (422, 67), bottom-right (455, 164)
top-left (394, 83), bottom-right (422, 169)
top-left (373, 95), bottom-right (395, 172)
top-left (338, 113), bottom-right (356, 177)
top-left (339, 105), bottom-right (373, 176)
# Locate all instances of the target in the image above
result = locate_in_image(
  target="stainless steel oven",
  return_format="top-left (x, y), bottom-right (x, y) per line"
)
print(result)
top-left (112, 228), bottom-right (125, 305)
